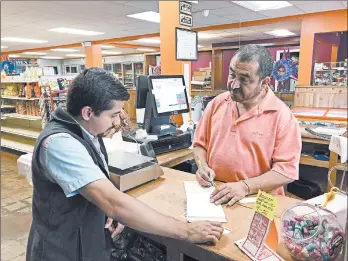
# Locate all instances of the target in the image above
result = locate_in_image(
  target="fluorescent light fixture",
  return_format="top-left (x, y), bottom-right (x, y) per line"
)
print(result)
top-left (102, 51), bottom-right (123, 55)
top-left (1, 37), bottom-right (48, 43)
top-left (41, 56), bottom-right (63, 59)
top-left (198, 45), bottom-right (204, 48)
top-left (127, 11), bottom-right (160, 23)
top-left (134, 38), bottom-right (161, 44)
top-left (264, 29), bottom-right (296, 37)
top-left (1, 46), bottom-right (8, 49)
top-left (136, 48), bottom-right (156, 52)
top-left (49, 27), bottom-right (104, 36)
top-left (101, 45), bottom-right (114, 49)
top-left (51, 48), bottom-right (79, 52)
top-left (8, 54), bottom-right (20, 58)
top-left (23, 52), bottom-right (47, 55)
top-left (188, 1), bottom-right (198, 3)
top-left (232, 1), bottom-right (292, 11)
top-left (65, 53), bottom-right (86, 57)
top-left (198, 33), bottom-right (216, 39)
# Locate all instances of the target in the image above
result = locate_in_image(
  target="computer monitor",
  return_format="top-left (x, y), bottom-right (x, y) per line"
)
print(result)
top-left (136, 75), bottom-right (171, 134)
top-left (148, 75), bottom-right (190, 117)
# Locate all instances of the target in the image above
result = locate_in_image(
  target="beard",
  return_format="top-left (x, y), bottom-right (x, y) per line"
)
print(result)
top-left (229, 84), bottom-right (263, 103)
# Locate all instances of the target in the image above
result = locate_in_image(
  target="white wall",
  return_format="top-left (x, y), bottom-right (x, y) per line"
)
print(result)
top-left (38, 59), bottom-right (63, 74)
top-left (62, 58), bottom-right (85, 66)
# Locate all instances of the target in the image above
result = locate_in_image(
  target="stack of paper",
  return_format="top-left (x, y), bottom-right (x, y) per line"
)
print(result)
top-left (184, 181), bottom-right (227, 223)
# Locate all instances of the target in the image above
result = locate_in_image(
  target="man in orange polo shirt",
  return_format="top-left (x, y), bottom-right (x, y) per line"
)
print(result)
top-left (193, 44), bottom-right (301, 206)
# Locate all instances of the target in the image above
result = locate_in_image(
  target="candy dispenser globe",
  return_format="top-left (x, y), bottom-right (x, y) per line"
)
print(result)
top-left (281, 203), bottom-right (345, 261)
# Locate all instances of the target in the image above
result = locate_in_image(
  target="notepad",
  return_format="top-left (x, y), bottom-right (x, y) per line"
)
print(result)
top-left (184, 181), bottom-right (227, 223)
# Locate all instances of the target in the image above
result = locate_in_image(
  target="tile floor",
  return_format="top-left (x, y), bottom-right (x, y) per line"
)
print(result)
top-left (1, 152), bottom-right (32, 261)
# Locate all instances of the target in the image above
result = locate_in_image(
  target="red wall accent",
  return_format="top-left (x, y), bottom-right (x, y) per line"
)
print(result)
top-left (191, 52), bottom-right (212, 76)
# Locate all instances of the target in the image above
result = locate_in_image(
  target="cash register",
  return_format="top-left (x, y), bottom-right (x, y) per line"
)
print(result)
top-left (122, 75), bottom-right (192, 155)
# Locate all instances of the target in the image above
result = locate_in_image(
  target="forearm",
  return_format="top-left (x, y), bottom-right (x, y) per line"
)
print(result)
top-left (81, 179), bottom-right (188, 241)
top-left (193, 145), bottom-right (208, 166)
top-left (244, 170), bottom-right (293, 195)
top-left (110, 192), bottom-right (188, 240)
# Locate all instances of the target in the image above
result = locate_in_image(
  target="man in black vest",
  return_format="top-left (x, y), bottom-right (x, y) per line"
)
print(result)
top-left (26, 68), bottom-right (223, 261)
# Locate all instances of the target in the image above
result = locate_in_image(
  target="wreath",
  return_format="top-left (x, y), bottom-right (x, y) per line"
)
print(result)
top-left (272, 58), bottom-right (295, 82)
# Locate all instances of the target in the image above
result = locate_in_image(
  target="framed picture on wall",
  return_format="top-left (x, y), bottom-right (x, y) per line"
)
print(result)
top-left (175, 27), bottom-right (198, 61)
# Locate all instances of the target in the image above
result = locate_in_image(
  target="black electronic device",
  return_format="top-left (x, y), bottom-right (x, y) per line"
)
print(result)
top-left (150, 132), bottom-right (192, 155)
top-left (202, 96), bottom-right (216, 111)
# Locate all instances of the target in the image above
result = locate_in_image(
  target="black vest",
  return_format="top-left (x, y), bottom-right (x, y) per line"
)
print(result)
top-left (26, 106), bottom-right (113, 261)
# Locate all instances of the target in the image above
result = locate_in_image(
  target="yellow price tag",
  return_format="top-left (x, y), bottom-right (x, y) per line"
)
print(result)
top-left (253, 190), bottom-right (278, 221)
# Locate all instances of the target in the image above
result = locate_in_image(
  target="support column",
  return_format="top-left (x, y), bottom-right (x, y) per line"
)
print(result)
top-left (84, 44), bottom-right (103, 68)
top-left (159, 1), bottom-right (192, 126)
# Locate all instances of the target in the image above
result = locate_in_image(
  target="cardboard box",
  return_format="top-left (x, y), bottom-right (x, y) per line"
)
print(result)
top-left (193, 71), bottom-right (207, 76)
top-left (193, 75), bottom-right (206, 81)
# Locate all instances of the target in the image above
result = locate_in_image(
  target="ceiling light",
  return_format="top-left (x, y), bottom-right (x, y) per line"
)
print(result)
top-left (8, 54), bottom-right (20, 58)
top-left (23, 52), bottom-right (47, 55)
top-left (1, 37), bottom-right (48, 43)
top-left (51, 48), bottom-right (79, 52)
top-left (232, 1), bottom-right (292, 11)
top-left (198, 33), bottom-right (216, 39)
top-left (102, 51), bottom-right (123, 55)
top-left (134, 38), bottom-right (161, 44)
top-left (188, 1), bottom-right (198, 3)
top-left (198, 45), bottom-right (204, 48)
top-left (101, 45), bottom-right (115, 49)
top-left (41, 56), bottom-right (63, 59)
top-left (1, 46), bottom-right (8, 49)
top-left (127, 11), bottom-right (160, 23)
top-left (66, 53), bottom-right (86, 57)
top-left (136, 48), bottom-right (156, 52)
top-left (264, 29), bottom-right (296, 37)
top-left (49, 27), bottom-right (104, 36)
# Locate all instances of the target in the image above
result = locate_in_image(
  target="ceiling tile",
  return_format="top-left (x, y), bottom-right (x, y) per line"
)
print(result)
top-left (193, 13), bottom-right (235, 27)
top-left (296, 1), bottom-right (346, 12)
top-left (191, 1), bottom-right (235, 12)
top-left (259, 6), bottom-right (304, 17)
top-left (123, 1), bottom-right (159, 12)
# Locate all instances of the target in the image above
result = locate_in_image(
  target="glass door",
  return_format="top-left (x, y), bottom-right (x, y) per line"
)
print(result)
top-left (123, 63), bottom-right (134, 87)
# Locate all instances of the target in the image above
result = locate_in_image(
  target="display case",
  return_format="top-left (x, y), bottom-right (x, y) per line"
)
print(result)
top-left (313, 60), bottom-right (347, 86)
top-left (133, 62), bottom-right (144, 83)
top-left (113, 63), bottom-right (123, 82)
top-left (123, 63), bottom-right (134, 88)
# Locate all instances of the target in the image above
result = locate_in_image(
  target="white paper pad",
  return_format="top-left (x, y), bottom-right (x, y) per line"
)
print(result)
top-left (184, 181), bottom-right (227, 223)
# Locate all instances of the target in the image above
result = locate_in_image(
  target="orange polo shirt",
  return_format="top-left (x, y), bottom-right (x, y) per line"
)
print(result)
top-left (193, 87), bottom-right (301, 195)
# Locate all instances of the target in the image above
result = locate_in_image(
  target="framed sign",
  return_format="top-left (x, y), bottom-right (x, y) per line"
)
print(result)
top-left (179, 13), bottom-right (193, 27)
top-left (176, 27), bottom-right (198, 61)
top-left (179, 1), bottom-right (192, 15)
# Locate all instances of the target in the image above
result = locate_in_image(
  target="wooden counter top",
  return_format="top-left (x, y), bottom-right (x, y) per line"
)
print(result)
top-left (127, 167), bottom-right (300, 261)
top-left (156, 148), bottom-right (194, 168)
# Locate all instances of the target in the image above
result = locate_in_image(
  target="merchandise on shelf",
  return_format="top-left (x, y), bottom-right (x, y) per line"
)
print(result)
top-left (313, 61), bottom-right (347, 86)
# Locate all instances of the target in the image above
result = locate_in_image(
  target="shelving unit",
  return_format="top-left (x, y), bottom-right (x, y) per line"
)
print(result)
top-left (313, 61), bottom-right (347, 86)
top-left (123, 63), bottom-right (134, 87)
top-left (300, 155), bottom-right (329, 168)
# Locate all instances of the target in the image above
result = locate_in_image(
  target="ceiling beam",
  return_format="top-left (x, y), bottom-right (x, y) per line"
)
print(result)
top-left (1, 42), bottom-right (82, 55)
top-left (92, 33), bottom-right (160, 44)
top-left (108, 43), bottom-right (160, 51)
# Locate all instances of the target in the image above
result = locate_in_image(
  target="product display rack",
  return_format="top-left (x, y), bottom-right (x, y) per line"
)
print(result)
top-left (313, 60), bottom-right (347, 86)
top-left (123, 63), bottom-right (134, 87)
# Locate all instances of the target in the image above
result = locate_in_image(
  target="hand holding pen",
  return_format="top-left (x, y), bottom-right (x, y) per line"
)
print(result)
top-left (196, 159), bottom-right (217, 188)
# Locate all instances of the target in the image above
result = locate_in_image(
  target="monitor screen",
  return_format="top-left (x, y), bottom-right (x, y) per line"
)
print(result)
top-left (149, 75), bottom-right (189, 116)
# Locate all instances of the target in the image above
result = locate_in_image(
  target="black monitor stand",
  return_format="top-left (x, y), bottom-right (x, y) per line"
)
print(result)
top-left (143, 91), bottom-right (177, 136)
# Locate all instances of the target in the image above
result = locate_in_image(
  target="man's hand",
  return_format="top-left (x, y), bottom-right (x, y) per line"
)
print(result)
top-left (196, 165), bottom-right (216, 187)
top-left (186, 221), bottom-right (224, 244)
top-left (210, 181), bottom-right (248, 206)
top-left (105, 217), bottom-right (125, 238)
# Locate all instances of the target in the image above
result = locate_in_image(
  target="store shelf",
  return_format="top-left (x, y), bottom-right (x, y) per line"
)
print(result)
top-left (4, 113), bottom-right (41, 121)
top-left (1, 96), bottom-right (40, 101)
top-left (1, 126), bottom-right (40, 139)
top-left (300, 155), bottom-right (329, 168)
top-left (1, 105), bottom-right (16, 109)
top-left (1, 79), bottom-right (39, 83)
top-left (1, 136), bottom-right (35, 153)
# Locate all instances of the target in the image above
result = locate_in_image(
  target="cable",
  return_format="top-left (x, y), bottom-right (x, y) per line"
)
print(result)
top-left (127, 134), bottom-right (140, 155)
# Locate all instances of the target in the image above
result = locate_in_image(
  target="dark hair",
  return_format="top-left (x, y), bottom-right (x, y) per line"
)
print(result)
top-left (233, 44), bottom-right (274, 81)
top-left (67, 67), bottom-right (130, 116)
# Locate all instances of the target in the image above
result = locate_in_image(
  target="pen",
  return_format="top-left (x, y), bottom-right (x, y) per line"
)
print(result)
top-left (197, 159), bottom-right (217, 188)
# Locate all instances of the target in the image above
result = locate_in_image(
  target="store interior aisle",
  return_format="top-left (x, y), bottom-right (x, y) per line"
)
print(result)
top-left (1, 152), bottom-right (33, 261)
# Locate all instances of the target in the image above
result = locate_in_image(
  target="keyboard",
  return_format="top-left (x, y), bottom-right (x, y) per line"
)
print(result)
top-left (150, 133), bottom-right (192, 155)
